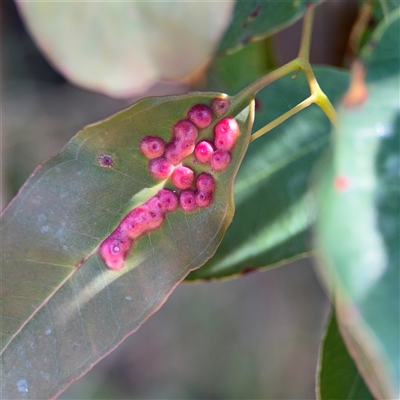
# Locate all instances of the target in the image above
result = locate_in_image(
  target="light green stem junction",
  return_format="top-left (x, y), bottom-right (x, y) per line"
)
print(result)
top-left (236, 4), bottom-right (338, 143)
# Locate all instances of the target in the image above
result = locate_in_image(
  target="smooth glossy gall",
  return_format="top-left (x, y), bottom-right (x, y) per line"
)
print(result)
top-left (210, 149), bottom-right (231, 172)
top-left (139, 136), bottom-right (165, 159)
top-left (194, 141), bottom-right (214, 164)
top-left (171, 165), bottom-right (195, 190)
top-left (149, 157), bottom-right (174, 179)
top-left (187, 104), bottom-right (213, 129)
top-left (214, 118), bottom-right (239, 151)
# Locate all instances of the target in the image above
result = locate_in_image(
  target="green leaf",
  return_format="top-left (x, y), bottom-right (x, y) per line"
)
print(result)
top-left (372, 0), bottom-right (400, 22)
top-left (0, 91), bottom-right (254, 398)
top-left (207, 38), bottom-right (274, 93)
top-left (317, 311), bottom-right (375, 400)
top-left (218, 0), bottom-right (323, 53)
top-left (15, 2), bottom-right (234, 97)
top-left (188, 67), bottom-right (349, 280)
top-left (314, 9), bottom-right (400, 399)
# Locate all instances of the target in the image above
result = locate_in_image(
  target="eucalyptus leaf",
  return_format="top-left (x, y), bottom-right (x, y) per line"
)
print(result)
top-left (15, 2), bottom-right (234, 97)
top-left (218, 0), bottom-right (323, 53)
top-left (317, 311), bottom-right (375, 400)
top-left (0, 91), bottom-right (254, 399)
top-left (314, 9), bottom-right (400, 398)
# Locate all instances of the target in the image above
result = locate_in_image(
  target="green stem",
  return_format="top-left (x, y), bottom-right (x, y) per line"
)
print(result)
top-left (234, 4), bottom-right (338, 142)
top-left (236, 58), bottom-right (301, 100)
top-left (250, 95), bottom-right (315, 142)
top-left (298, 3), bottom-right (316, 61)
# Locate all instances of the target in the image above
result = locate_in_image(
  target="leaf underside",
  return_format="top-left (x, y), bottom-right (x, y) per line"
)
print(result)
top-left (1, 91), bottom-right (254, 399)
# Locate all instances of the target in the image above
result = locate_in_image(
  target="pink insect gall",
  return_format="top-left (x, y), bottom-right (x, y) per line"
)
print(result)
top-left (99, 228), bottom-right (132, 271)
top-left (211, 97), bottom-right (230, 117)
top-left (173, 120), bottom-right (198, 141)
top-left (164, 137), bottom-right (195, 165)
top-left (175, 137), bottom-right (196, 159)
top-left (171, 165), bottom-right (195, 190)
top-left (210, 150), bottom-right (231, 172)
top-left (214, 118), bottom-right (240, 151)
top-left (179, 190), bottom-right (197, 212)
top-left (120, 205), bottom-right (151, 238)
top-left (146, 197), bottom-right (165, 230)
top-left (187, 104), bottom-right (213, 129)
top-left (139, 136), bottom-right (165, 159)
top-left (196, 190), bottom-right (213, 208)
top-left (194, 141), bottom-right (214, 164)
top-left (157, 189), bottom-right (179, 213)
top-left (196, 172), bottom-right (216, 192)
top-left (149, 157), bottom-right (174, 179)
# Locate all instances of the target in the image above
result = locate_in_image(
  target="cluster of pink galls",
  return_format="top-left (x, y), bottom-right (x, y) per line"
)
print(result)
top-left (99, 97), bottom-right (240, 271)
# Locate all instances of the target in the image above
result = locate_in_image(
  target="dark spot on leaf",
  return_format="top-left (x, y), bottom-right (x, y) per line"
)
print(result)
top-left (255, 98), bottom-right (262, 113)
top-left (242, 36), bottom-right (252, 46)
top-left (241, 267), bottom-right (257, 276)
top-left (98, 154), bottom-right (114, 168)
top-left (249, 5), bottom-right (261, 18)
top-left (243, 4), bottom-right (261, 27)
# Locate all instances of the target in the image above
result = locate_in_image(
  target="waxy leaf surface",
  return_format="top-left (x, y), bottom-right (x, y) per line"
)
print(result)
top-left (315, 9), bottom-right (400, 399)
top-left (317, 311), bottom-right (374, 400)
top-left (15, 2), bottom-right (234, 97)
top-left (0, 91), bottom-right (254, 399)
top-left (188, 67), bottom-right (349, 280)
top-left (218, 0), bottom-right (323, 53)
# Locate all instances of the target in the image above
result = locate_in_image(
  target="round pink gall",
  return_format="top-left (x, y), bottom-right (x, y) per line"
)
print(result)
top-left (139, 136), bottom-right (165, 159)
top-left (173, 120), bottom-right (198, 141)
top-left (211, 97), bottom-right (230, 117)
top-left (187, 104), bottom-right (213, 129)
top-left (179, 190), bottom-right (197, 212)
top-left (210, 150), bottom-right (232, 172)
top-left (214, 118), bottom-right (240, 151)
top-left (149, 157), bottom-right (174, 179)
top-left (171, 165), bottom-right (195, 190)
top-left (99, 228), bottom-right (132, 271)
top-left (196, 190), bottom-right (213, 208)
top-left (157, 189), bottom-right (179, 213)
top-left (196, 172), bottom-right (216, 192)
top-left (194, 141), bottom-right (214, 164)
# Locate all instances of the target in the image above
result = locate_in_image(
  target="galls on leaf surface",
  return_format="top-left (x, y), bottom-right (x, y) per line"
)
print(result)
top-left (173, 120), bottom-right (198, 141)
top-left (149, 157), bottom-right (174, 180)
top-left (211, 97), bottom-right (230, 117)
top-left (99, 228), bottom-right (132, 271)
top-left (194, 141), bottom-right (214, 164)
top-left (187, 104), bottom-right (213, 128)
top-left (171, 165), bottom-right (195, 190)
top-left (196, 190), bottom-right (213, 208)
top-left (196, 172), bottom-right (216, 192)
top-left (100, 96), bottom-right (244, 271)
top-left (157, 189), bottom-right (179, 212)
top-left (139, 136), bottom-right (165, 159)
top-left (179, 190), bottom-right (197, 212)
top-left (210, 149), bottom-right (232, 171)
top-left (214, 117), bottom-right (240, 151)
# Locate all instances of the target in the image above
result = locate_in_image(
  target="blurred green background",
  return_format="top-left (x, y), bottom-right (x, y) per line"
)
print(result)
top-left (2, 1), bottom-right (359, 398)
